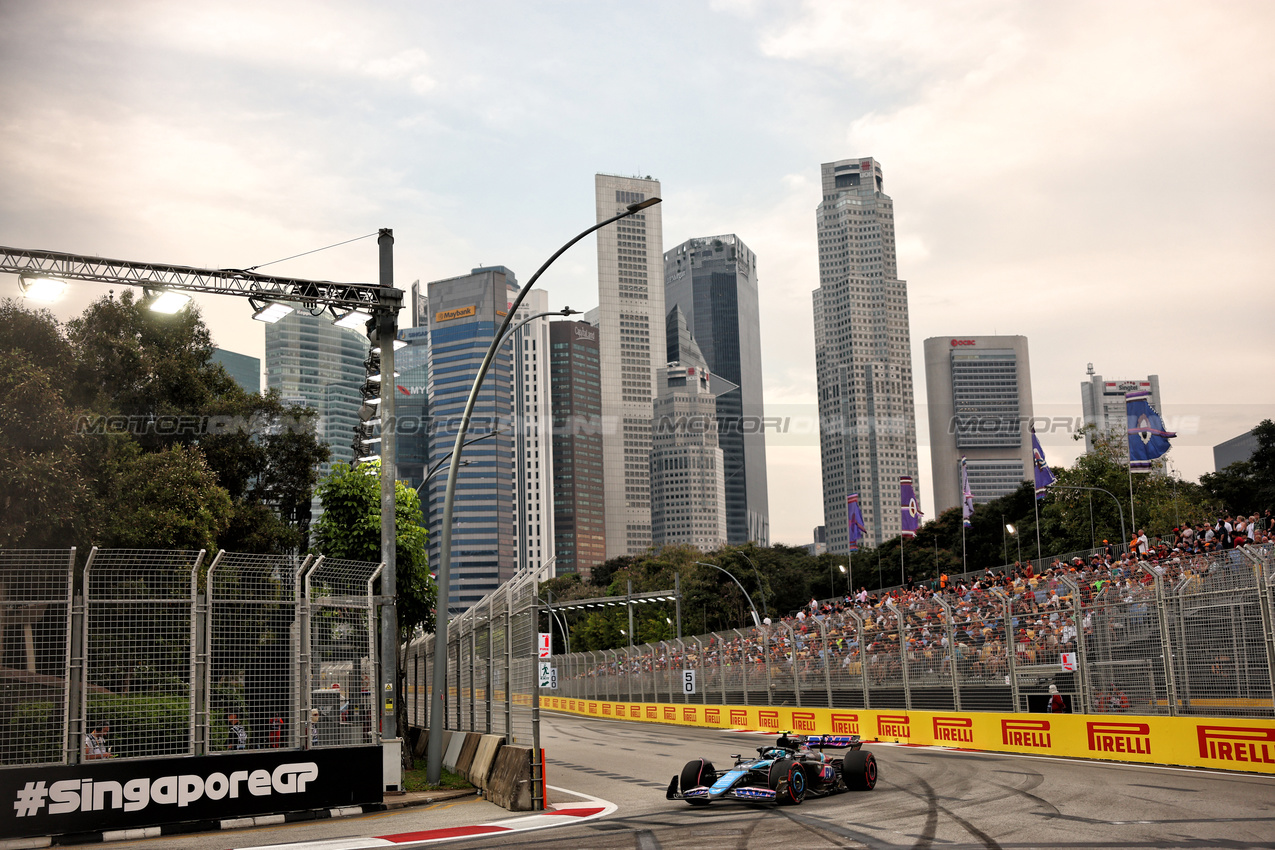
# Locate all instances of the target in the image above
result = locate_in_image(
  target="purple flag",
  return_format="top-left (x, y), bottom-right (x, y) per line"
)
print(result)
top-left (1127, 390), bottom-right (1175, 473)
top-left (846, 494), bottom-right (866, 552)
top-left (1031, 427), bottom-right (1056, 500)
top-left (960, 457), bottom-right (974, 528)
top-left (900, 476), bottom-right (921, 538)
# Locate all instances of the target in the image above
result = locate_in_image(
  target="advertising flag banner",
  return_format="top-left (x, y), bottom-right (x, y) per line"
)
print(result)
top-left (1031, 428), bottom-right (1056, 500)
top-left (1126, 390), bottom-right (1176, 472)
top-left (900, 477), bottom-right (921, 538)
top-left (847, 494), bottom-right (866, 552)
top-left (960, 457), bottom-right (974, 528)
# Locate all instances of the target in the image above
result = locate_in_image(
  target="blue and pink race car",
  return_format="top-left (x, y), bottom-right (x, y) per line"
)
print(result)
top-left (667, 732), bottom-right (878, 806)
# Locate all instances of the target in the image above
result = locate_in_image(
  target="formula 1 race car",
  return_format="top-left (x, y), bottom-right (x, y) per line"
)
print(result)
top-left (667, 732), bottom-right (877, 806)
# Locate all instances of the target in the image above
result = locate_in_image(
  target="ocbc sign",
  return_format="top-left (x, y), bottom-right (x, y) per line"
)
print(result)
top-left (950, 339), bottom-right (976, 347)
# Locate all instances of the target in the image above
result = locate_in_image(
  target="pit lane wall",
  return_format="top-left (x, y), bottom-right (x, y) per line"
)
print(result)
top-left (541, 697), bottom-right (1275, 775)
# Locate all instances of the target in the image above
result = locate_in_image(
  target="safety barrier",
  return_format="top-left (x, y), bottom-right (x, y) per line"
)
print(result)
top-left (542, 696), bottom-right (1275, 775)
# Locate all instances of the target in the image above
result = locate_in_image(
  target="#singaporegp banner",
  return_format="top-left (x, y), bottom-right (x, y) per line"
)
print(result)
top-left (541, 698), bottom-right (1275, 775)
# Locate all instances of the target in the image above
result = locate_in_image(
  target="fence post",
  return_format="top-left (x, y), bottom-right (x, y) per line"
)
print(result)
top-left (1055, 572), bottom-right (1089, 713)
top-left (1139, 563), bottom-right (1179, 716)
top-left (65, 548), bottom-right (82, 765)
top-left (935, 594), bottom-right (960, 712)
top-left (505, 586), bottom-right (514, 740)
top-left (763, 625), bottom-right (774, 706)
top-left (531, 577), bottom-right (543, 812)
top-left (849, 610), bottom-right (869, 709)
top-left (196, 550), bottom-right (224, 756)
top-left (299, 556), bottom-right (319, 748)
top-left (886, 600), bottom-right (911, 710)
top-left (991, 588), bottom-right (1018, 712)
top-left (187, 550), bottom-right (206, 756)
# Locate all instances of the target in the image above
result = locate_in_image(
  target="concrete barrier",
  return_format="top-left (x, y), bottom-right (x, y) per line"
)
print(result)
top-left (485, 745), bottom-right (534, 811)
top-left (455, 732), bottom-right (481, 780)
top-left (442, 730), bottom-right (468, 773)
top-left (469, 734), bottom-right (506, 790)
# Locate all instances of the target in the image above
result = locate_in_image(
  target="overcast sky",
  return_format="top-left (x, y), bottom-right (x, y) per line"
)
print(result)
top-left (2, 0), bottom-right (1272, 545)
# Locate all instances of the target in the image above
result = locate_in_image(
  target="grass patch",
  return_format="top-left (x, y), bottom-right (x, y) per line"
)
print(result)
top-left (402, 765), bottom-right (474, 792)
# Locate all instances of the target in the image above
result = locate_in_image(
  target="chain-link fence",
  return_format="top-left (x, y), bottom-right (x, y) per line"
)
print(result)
top-left (403, 567), bottom-right (541, 748)
top-left (0, 548), bottom-right (382, 770)
top-left (555, 546), bottom-right (1275, 719)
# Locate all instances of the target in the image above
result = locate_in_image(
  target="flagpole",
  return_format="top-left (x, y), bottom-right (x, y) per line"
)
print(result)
top-left (1032, 492), bottom-right (1042, 567)
top-left (961, 523), bottom-right (966, 572)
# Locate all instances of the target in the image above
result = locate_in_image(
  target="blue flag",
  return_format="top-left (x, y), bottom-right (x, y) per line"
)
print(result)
top-left (1127, 390), bottom-right (1175, 472)
top-left (846, 494), bottom-right (866, 552)
top-left (1031, 428), bottom-right (1055, 500)
top-left (900, 477), bottom-right (921, 538)
top-left (960, 457), bottom-right (974, 528)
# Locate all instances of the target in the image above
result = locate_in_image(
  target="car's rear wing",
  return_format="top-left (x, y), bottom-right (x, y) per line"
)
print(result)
top-left (804, 734), bottom-right (863, 750)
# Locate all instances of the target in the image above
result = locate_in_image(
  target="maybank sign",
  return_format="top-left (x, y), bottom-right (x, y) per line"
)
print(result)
top-left (435, 305), bottom-right (477, 323)
top-left (541, 698), bottom-right (1275, 775)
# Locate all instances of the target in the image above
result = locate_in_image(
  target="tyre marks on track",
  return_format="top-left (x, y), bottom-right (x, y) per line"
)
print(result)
top-left (887, 762), bottom-right (1003, 850)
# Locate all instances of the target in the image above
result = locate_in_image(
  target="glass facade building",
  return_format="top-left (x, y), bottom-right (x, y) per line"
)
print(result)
top-left (813, 157), bottom-right (920, 549)
top-left (664, 234), bottom-right (769, 546)
top-left (549, 320), bottom-right (606, 577)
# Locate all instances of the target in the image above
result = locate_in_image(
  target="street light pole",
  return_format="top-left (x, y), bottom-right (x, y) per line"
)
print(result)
top-left (734, 551), bottom-right (767, 618)
top-left (427, 197), bottom-right (661, 784)
top-left (1051, 485), bottom-right (1127, 555)
top-left (694, 562), bottom-right (761, 628)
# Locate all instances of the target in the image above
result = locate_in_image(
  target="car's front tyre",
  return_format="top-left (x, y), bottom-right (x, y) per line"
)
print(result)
top-left (680, 758), bottom-right (716, 804)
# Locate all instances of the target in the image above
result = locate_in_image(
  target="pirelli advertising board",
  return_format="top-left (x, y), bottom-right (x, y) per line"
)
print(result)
top-left (541, 698), bottom-right (1275, 775)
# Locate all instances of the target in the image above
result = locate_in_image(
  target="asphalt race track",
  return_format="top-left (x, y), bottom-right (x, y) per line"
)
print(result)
top-left (94, 709), bottom-right (1275, 850)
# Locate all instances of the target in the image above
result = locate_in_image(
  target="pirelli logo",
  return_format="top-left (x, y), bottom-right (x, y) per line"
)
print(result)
top-left (646, 706), bottom-right (657, 720)
top-left (758, 710), bottom-right (780, 730)
top-left (588, 702), bottom-right (597, 715)
top-left (1002, 718), bottom-right (1052, 749)
top-left (683, 707), bottom-right (697, 723)
top-left (793, 712), bottom-right (816, 732)
top-left (729, 709), bottom-right (748, 727)
top-left (831, 713), bottom-right (860, 735)
top-left (1087, 721), bottom-right (1151, 755)
top-left (877, 714), bottom-right (910, 739)
top-left (601, 703), bottom-right (611, 716)
top-left (435, 305), bottom-right (477, 323)
top-left (1197, 725), bottom-right (1275, 764)
top-left (615, 704), bottom-right (626, 717)
top-left (933, 716), bottom-right (974, 744)
top-left (663, 706), bottom-right (676, 720)
top-left (705, 708), bottom-right (720, 724)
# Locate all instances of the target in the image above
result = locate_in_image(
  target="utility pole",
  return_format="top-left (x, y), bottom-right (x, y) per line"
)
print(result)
top-left (375, 229), bottom-right (401, 789)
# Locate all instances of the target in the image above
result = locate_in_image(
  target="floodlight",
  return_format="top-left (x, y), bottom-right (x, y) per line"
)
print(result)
top-left (334, 308), bottom-right (372, 330)
top-left (18, 275), bottom-right (67, 302)
top-left (148, 290), bottom-right (191, 313)
top-left (252, 301), bottom-right (294, 323)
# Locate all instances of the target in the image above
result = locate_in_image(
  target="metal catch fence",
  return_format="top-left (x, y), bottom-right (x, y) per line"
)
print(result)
top-left (0, 547), bottom-right (381, 769)
top-left (403, 567), bottom-right (542, 748)
top-left (554, 546), bottom-right (1275, 718)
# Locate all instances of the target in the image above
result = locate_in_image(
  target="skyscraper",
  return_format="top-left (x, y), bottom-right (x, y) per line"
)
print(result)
top-left (550, 320), bottom-right (606, 577)
top-left (511, 288), bottom-right (554, 579)
top-left (664, 234), bottom-right (769, 546)
top-left (264, 311), bottom-right (369, 470)
top-left (1081, 366), bottom-right (1163, 452)
top-left (594, 174), bottom-right (666, 557)
top-left (212, 348), bottom-right (261, 395)
top-left (812, 157), bottom-right (920, 549)
top-left (650, 306), bottom-right (728, 551)
top-left (924, 335), bottom-right (1035, 514)
top-left (425, 267), bottom-right (516, 614)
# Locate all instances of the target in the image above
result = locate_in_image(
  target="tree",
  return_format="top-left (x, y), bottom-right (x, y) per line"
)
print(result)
top-left (1200, 420), bottom-right (1275, 516)
top-left (97, 443), bottom-right (234, 552)
top-left (312, 461), bottom-right (434, 766)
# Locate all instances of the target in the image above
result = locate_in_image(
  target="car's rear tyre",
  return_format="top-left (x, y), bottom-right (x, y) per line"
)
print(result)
top-left (680, 758), bottom-right (716, 793)
top-left (769, 759), bottom-right (806, 805)
top-left (842, 749), bottom-right (877, 791)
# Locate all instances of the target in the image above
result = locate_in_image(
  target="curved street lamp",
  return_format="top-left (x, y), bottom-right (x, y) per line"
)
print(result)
top-left (427, 196), bottom-right (661, 784)
top-left (733, 550), bottom-right (767, 618)
top-left (1051, 484), bottom-right (1128, 556)
top-left (694, 561), bottom-right (762, 628)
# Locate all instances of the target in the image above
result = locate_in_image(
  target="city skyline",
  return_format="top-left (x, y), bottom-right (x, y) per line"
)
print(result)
top-left (2, 2), bottom-right (1272, 544)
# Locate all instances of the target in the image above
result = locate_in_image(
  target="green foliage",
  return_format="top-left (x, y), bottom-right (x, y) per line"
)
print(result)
top-left (98, 443), bottom-right (234, 551)
top-left (0, 702), bottom-right (63, 766)
top-left (86, 693), bottom-right (190, 757)
top-left (1200, 419), bottom-right (1275, 516)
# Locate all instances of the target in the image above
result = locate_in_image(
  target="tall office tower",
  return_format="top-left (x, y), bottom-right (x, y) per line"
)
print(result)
top-left (395, 325), bottom-right (432, 490)
top-left (664, 234), bottom-right (770, 546)
top-left (594, 173), bottom-right (666, 556)
top-left (1081, 366), bottom-right (1162, 452)
top-left (812, 156), bottom-right (920, 549)
top-left (265, 311), bottom-right (369, 470)
top-left (650, 307), bottom-right (728, 551)
top-left (924, 336), bottom-right (1035, 513)
top-left (549, 320), bottom-right (606, 578)
top-left (212, 348), bottom-right (261, 395)
top-left (425, 267), bottom-right (517, 614)
top-left (511, 288), bottom-right (555, 579)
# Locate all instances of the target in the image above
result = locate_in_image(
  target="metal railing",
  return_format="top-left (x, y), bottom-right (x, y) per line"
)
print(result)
top-left (552, 545), bottom-right (1275, 718)
top-left (0, 548), bottom-right (382, 769)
